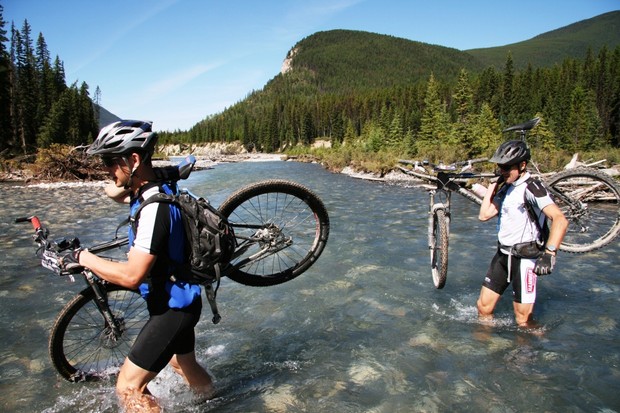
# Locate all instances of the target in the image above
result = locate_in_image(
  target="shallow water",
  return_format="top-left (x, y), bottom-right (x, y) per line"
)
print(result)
top-left (1, 161), bottom-right (619, 412)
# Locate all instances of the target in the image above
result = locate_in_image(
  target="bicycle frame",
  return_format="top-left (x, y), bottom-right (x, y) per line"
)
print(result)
top-left (398, 160), bottom-right (496, 288)
top-left (224, 222), bottom-right (292, 271)
top-left (400, 165), bottom-right (493, 245)
top-left (398, 162), bottom-right (492, 207)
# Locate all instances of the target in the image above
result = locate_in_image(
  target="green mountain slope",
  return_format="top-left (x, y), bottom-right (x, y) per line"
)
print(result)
top-left (285, 29), bottom-right (484, 91)
top-left (466, 10), bottom-right (620, 68)
top-left (162, 11), bottom-right (620, 157)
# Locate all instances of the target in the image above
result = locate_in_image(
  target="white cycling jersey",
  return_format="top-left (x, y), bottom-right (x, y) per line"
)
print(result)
top-left (494, 172), bottom-right (554, 247)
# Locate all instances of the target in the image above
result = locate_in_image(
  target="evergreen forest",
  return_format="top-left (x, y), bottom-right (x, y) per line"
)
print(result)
top-left (159, 26), bottom-right (620, 170)
top-left (0, 4), bottom-right (99, 158)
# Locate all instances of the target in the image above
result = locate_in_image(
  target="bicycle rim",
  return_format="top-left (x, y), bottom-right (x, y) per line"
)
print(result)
top-left (49, 285), bottom-right (148, 382)
top-left (546, 168), bottom-right (620, 253)
top-left (430, 209), bottom-right (449, 289)
top-left (218, 180), bottom-right (330, 286)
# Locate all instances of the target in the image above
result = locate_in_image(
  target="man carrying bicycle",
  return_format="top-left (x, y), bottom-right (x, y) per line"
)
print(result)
top-left (50, 120), bottom-right (215, 412)
top-left (477, 140), bottom-right (568, 328)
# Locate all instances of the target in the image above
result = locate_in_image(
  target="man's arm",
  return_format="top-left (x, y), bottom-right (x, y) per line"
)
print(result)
top-left (479, 181), bottom-right (501, 221)
top-left (541, 203), bottom-right (568, 254)
top-left (79, 248), bottom-right (157, 289)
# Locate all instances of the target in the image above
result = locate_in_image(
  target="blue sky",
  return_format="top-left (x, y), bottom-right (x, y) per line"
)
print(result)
top-left (4, 0), bottom-right (619, 132)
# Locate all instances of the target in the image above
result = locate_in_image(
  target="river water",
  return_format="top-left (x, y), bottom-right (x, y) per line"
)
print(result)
top-left (1, 161), bottom-right (619, 412)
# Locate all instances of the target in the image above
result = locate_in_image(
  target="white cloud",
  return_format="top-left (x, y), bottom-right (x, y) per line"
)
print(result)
top-left (141, 63), bottom-right (222, 103)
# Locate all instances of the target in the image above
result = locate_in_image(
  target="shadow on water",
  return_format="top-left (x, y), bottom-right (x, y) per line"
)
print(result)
top-left (1, 161), bottom-right (619, 412)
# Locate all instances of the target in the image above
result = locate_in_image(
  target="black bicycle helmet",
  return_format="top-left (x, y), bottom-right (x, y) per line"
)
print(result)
top-left (489, 140), bottom-right (531, 165)
top-left (87, 120), bottom-right (157, 157)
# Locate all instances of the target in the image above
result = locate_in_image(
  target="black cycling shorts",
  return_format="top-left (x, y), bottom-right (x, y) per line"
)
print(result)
top-left (483, 250), bottom-right (537, 304)
top-left (128, 297), bottom-right (202, 373)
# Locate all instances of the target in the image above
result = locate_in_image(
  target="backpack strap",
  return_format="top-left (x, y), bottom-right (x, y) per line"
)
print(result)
top-left (204, 282), bottom-right (221, 324)
top-left (129, 191), bottom-right (223, 324)
top-left (129, 193), bottom-right (175, 237)
top-left (524, 177), bottom-right (549, 244)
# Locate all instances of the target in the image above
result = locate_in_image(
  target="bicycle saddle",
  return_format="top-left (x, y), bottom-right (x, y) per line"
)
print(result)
top-left (502, 117), bottom-right (540, 133)
top-left (154, 155), bottom-right (196, 181)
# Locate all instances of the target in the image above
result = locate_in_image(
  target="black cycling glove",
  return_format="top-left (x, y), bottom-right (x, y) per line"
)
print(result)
top-left (41, 248), bottom-right (84, 275)
top-left (534, 252), bottom-right (555, 276)
top-left (41, 249), bottom-right (61, 275)
top-left (59, 248), bottom-right (84, 274)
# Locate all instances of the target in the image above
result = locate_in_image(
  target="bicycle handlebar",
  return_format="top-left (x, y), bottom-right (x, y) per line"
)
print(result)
top-left (15, 215), bottom-right (42, 231)
top-left (398, 157), bottom-right (489, 172)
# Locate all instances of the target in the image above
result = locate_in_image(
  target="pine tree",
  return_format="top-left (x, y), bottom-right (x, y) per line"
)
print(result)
top-left (501, 52), bottom-right (515, 123)
top-left (530, 113), bottom-right (557, 154)
top-left (0, 4), bottom-right (12, 154)
top-left (330, 109), bottom-right (345, 144)
top-left (451, 69), bottom-right (474, 151)
top-left (565, 86), bottom-right (603, 152)
top-left (35, 32), bottom-right (54, 129)
top-left (418, 73), bottom-right (449, 155)
top-left (387, 111), bottom-right (403, 149)
top-left (470, 103), bottom-right (501, 158)
top-left (93, 86), bottom-right (101, 127)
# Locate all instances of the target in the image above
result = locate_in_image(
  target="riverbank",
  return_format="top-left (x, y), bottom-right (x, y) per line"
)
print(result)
top-left (4, 143), bottom-right (617, 187)
top-left (0, 151), bottom-right (290, 184)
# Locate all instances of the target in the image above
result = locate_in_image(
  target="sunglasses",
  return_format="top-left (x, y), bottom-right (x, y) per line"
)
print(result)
top-left (498, 164), bottom-right (517, 172)
top-left (101, 157), bottom-right (123, 167)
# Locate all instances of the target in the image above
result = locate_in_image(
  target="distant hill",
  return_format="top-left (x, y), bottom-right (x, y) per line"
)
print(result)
top-left (163, 10), bottom-right (620, 153)
top-left (466, 11), bottom-right (620, 68)
top-left (284, 29), bottom-right (485, 91)
top-left (194, 11), bottom-right (620, 119)
top-left (282, 11), bottom-right (620, 93)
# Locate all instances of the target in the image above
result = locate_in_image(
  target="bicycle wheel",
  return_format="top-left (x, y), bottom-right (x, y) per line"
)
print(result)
top-left (430, 208), bottom-right (449, 289)
top-left (546, 168), bottom-right (620, 253)
top-left (49, 284), bottom-right (148, 382)
top-left (218, 179), bottom-right (330, 287)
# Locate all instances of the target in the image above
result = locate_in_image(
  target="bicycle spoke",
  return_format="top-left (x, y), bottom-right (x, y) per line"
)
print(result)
top-left (218, 180), bottom-right (329, 286)
top-left (51, 287), bottom-right (148, 381)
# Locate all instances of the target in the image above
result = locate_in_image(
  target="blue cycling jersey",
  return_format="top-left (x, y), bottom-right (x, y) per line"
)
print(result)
top-left (129, 182), bottom-right (200, 309)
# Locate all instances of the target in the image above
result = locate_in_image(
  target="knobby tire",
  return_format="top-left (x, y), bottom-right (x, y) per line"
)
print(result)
top-left (218, 180), bottom-right (330, 287)
top-left (431, 209), bottom-right (449, 289)
top-left (49, 284), bottom-right (148, 382)
top-left (546, 168), bottom-right (620, 253)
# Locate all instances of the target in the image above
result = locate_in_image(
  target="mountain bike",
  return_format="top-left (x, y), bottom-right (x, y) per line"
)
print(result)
top-left (399, 117), bottom-right (620, 289)
top-left (16, 173), bottom-right (329, 382)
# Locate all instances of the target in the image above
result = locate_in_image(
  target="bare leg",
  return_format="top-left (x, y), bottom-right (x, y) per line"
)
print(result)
top-left (477, 286), bottom-right (501, 324)
top-left (116, 357), bottom-right (160, 412)
top-left (169, 352), bottom-right (215, 399)
top-left (513, 302), bottom-right (537, 328)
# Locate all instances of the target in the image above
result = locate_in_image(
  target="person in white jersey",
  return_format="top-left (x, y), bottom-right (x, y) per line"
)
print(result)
top-left (477, 140), bottom-right (568, 328)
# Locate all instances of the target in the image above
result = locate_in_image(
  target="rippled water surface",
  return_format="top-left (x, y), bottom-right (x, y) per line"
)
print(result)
top-left (1, 161), bottom-right (619, 412)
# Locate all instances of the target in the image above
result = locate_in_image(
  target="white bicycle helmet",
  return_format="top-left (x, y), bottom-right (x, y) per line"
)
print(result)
top-left (489, 140), bottom-right (531, 165)
top-left (87, 120), bottom-right (157, 157)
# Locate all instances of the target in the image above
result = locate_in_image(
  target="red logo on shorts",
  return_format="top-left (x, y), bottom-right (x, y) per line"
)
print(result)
top-left (526, 268), bottom-right (537, 293)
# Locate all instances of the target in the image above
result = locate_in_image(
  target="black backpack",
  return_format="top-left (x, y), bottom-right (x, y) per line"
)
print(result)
top-left (131, 189), bottom-right (236, 285)
top-left (130, 189), bottom-right (236, 324)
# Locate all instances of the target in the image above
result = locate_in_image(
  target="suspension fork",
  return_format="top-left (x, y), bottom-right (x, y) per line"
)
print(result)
top-left (83, 271), bottom-right (124, 338)
top-left (428, 190), bottom-right (451, 249)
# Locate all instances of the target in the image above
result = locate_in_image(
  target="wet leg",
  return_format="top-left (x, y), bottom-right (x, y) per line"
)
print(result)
top-left (116, 357), bottom-right (160, 412)
top-left (477, 286), bottom-right (501, 324)
top-left (170, 352), bottom-right (215, 399)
